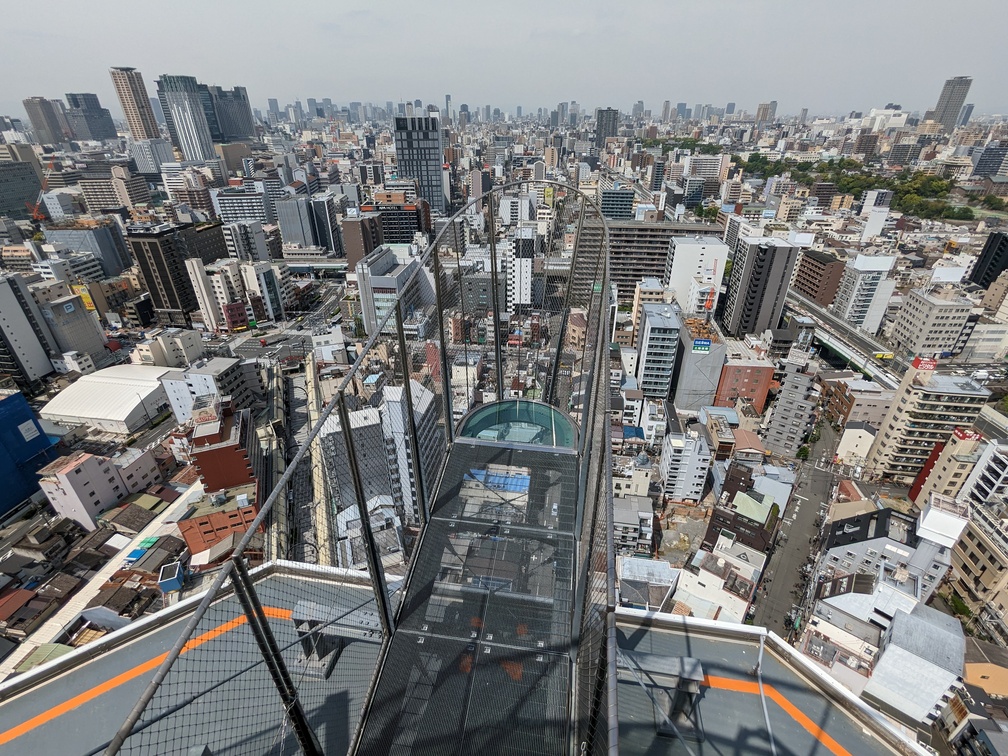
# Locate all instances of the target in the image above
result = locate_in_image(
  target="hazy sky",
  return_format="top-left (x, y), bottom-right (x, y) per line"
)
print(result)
top-left (4, 0), bottom-right (1007, 121)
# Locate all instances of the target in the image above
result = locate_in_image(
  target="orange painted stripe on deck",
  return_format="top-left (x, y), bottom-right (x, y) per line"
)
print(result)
top-left (705, 674), bottom-right (853, 756)
top-left (0, 606), bottom-right (293, 745)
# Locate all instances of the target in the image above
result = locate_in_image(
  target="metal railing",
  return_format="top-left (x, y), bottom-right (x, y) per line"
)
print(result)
top-left (95, 179), bottom-right (614, 756)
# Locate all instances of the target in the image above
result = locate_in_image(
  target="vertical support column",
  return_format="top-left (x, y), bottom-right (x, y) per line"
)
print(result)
top-left (336, 392), bottom-right (394, 636)
top-left (396, 298), bottom-right (429, 527)
top-left (486, 193), bottom-right (505, 398)
top-left (430, 242), bottom-right (455, 445)
top-left (230, 556), bottom-right (323, 756)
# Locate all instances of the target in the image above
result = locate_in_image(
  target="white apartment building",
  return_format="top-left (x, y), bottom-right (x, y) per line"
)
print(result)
top-left (665, 236), bottom-right (728, 315)
top-left (831, 254), bottom-right (896, 336)
top-left (37, 450), bottom-right (160, 530)
top-left (659, 420), bottom-right (712, 503)
top-left (239, 262), bottom-right (292, 322)
top-left (891, 287), bottom-right (974, 359)
top-left (636, 303), bottom-right (682, 400)
top-left (222, 221), bottom-right (271, 262)
top-left (130, 327), bottom-right (204, 368)
top-left (865, 357), bottom-right (989, 483)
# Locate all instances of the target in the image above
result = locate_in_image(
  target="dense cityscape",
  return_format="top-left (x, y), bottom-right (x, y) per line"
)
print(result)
top-left (0, 29), bottom-right (1007, 756)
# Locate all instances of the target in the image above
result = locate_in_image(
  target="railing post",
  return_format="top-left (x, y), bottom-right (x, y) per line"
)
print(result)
top-left (396, 298), bottom-right (429, 527)
top-left (230, 556), bottom-right (323, 756)
top-left (336, 392), bottom-right (395, 636)
top-left (486, 193), bottom-right (505, 399)
top-left (430, 242), bottom-right (456, 445)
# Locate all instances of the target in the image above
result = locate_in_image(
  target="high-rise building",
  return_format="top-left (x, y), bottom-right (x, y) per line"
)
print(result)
top-left (275, 194), bottom-right (344, 254)
top-left (661, 100), bottom-right (671, 122)
top-left (38, 293), bottom-right (108, 367)
top-left (0, 161), bottom-right (42, 220)
top-left (341, 213), bottom-right (384, 269)
top-left (109, 67), bottom-right (161, 140)
top-left (635, 303), bottom-right (682, 399)
top-left (64, 93), bottom-right (117, 141)
top-left (890, 287), bottom-right (974, 359)
top-left (830, 254), bottom-right (896, 335)
top-left (665, 236), bottom-right (728, 315)
top-left (594, 107), bottom-right (619, 148)
top-left (725, 102), bottom-right (736, 115)
top-left (659, 413), bottom-right (712, 503)
top-left (212, 188), bottom-right (274, 225)
top-left (206, 85), bottom-right (255, 141)
top-left (599, 187), bottom-right (635, 220)
top-left (754, 100), bottom-right (777, 124)
top-left (958, 103), bottom-right (975, 128)
top-left (720, 237), bottom-right (799, 337)
top-left (79, 165), bottom-right (151, 213)
top-left (0, 274), bottom-right (58, 391)
top-left (222, 221), bottom-right (270, 262)
top-left (969, 232), bottom-right (1008, 289)
top-left (22, 97), bottom-right (69, 145)
top-left (356, 245), bottom-right (424, 335)
top-left (764, 348), bottom-right (820, 457)
top-left (580, 219), bottom-right (707, 302)
top-left (126, 222), bottom-right (226, 325)
top-left (43, 218), bottom-right (132, 276)
top-left (157, 75), bottom-right (216, 161)
top-left (239, 261), bottom-right (291, 322)
top-left (130, 138), bottom-right (175, 175)
top-left (393, 114), bottom-right (446, 214)
top-left (676, 102), bottom-right (687, 120)
top-left (792, 249), bottom-right (845, 308)
top-left (865, 357), bottom-right (988, 483)
top-left (930, 76), bottom-right (972, 133)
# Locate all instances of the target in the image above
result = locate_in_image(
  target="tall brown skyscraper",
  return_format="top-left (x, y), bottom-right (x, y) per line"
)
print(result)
top-left (109, 67), bottom-right (160, 140)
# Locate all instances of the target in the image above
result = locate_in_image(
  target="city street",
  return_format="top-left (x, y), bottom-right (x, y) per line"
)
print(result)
top-left (752, 422), bottom-right (839, 638)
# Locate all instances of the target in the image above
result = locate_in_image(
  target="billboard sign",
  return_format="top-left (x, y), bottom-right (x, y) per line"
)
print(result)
top-left (693, 338), bottom-right (711, 353)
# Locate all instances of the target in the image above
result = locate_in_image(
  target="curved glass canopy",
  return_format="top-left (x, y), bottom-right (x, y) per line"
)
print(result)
top-left (457, 399), bottom-right (578, 449)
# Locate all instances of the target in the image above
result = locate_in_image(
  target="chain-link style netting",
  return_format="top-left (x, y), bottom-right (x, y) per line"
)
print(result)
top-left (0, 181), bottom-right (614, 756)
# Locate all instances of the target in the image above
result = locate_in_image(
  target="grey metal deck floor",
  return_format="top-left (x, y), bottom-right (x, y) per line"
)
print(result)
top-left (616, 619), bottom-right (902, 755)
top-left (0, 574), bottom-right (382, 756)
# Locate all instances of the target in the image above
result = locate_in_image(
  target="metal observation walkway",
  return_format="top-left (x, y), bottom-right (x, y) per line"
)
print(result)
top-left (0, 181), bottom-right (919, 756)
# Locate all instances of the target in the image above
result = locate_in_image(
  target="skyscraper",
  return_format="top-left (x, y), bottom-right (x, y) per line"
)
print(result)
top-left (594, 107), bottom-right (619, 148)
top-left (720, 237), bottom-right (800, 337)
top-left (930, 76), bottom-right (972, 133)
top-left (207, 85), bottom-right (256, 141)
top-left (22, 97), bottom-right (69, 144)
top-left (109, 67), bottom-right (161, 140)
top-left (755, 101), bottom-right (777, 124)
top-left (156, 75), bottom-right (216, 161)
top-left (958, 103), bottom-right (974, 128)
top-left (661, 100), bottom-right (671, 122)
top-left (64, 93), bottom-right (117, 141)
top-left (725, 102), bottom-right (736, 115)
top-left (393, 114), bottom-right (447, 215)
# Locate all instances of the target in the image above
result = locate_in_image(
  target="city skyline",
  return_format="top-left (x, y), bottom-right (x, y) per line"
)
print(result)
top-left (3, 0), bottom-right (1007, 120)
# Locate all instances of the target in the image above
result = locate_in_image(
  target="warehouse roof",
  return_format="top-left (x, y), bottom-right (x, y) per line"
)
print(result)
top-left (40, 364), bottom-right (171, 425)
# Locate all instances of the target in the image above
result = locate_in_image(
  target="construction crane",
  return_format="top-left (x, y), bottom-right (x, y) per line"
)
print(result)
top-left (25, 156), bottom-right (57, 222)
